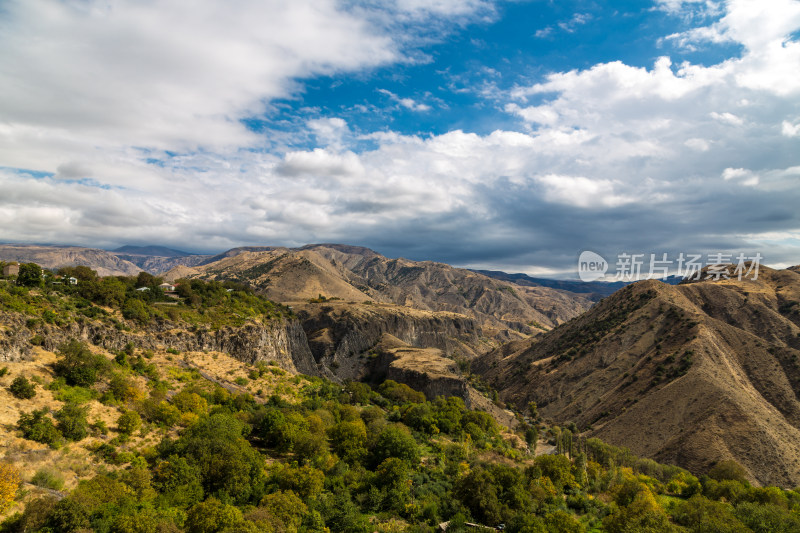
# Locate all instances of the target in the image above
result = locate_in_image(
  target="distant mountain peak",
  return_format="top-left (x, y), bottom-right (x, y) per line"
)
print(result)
top-left (112, 245), bottom-right (193, 257)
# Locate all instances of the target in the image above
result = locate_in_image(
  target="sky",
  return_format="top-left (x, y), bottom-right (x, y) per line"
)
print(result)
top-left (1, 0), bottom-right (799, 278)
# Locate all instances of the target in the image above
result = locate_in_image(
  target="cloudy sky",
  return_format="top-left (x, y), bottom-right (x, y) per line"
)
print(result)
top-left (1, 0), bottom-right (799, 277)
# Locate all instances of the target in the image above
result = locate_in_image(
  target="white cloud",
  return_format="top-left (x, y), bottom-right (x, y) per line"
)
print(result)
top-left (710, 111), bottom-right (744, 125)
top-left (378, 89), bottom-right (432, 112)
top-left (684, 138), bottom-right (711, 151)
top-left (0, 0), bottom-right (798, 271)
top-left (0, 0), bottom-right (399, 168)
top-left (535, 175), bottom-right (632, 208)
top-left (558, 13), bottom-right (592, 33)
top-left (782, 120), bottom-right (800, 137)
top-left (278, 149), bottom-right (365, 178)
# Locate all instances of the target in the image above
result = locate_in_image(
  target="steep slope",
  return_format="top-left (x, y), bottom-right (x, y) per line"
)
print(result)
top-left (0, 244), bottom-right (142, 276)
top-left (473, 266), bottom-right (800, 487)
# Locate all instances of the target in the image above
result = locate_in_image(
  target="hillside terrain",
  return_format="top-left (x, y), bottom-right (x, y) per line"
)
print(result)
top-left (110, 245), bottom-right (212, 273)
top-left (165, 244), bottom-right (593, 343)
top-left (474, 265), bottom-right (800, 488)
top-left (2, 267), bottom-right (800, 532)
top-left (0, 245), bottom-right (141, 277)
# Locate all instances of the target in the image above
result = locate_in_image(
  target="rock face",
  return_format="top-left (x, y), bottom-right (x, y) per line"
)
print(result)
top-left (474, 266), bottom-right (800, 487)
top-left (0, 310), bottom-right (321, 376)
top-left (295, 301), bottom-right (482, 381)
top-left (365, 336), bottom-right (517, 428)
top-left (111, 254), bottom-right (211, 274)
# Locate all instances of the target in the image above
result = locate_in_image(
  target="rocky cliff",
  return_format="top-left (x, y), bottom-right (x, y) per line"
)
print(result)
top-left (0, 310), bottom-right (321, 376)
top-left (295, 301), bottom-right (483, 381)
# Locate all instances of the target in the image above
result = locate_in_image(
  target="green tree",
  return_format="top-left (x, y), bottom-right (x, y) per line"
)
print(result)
top-left (545, 510), bottom-right (585, 533)
top-left (673, 495), bottom-right (749, 533)
top-left (17, 409), bottom-right (63, 448)
top-left (45, 497), bottom-right (90, 532)
top-left (604, 489), bottom-right (680, 533)
top-left (328, 419), bottom-right (368, 464)
top-left (122, 298), bottom-right (150, 324)
top-left (372, 424), bottom-right (420, 466)
top-left (185, 497), bottom-right (245, 533)
top-left (152, 454), bottom-right (204, 508)
top-left (16, 263), bottom-right (42, 287)
top-left (117, 410), bottom-right (142, 436)
top-left (9, 375), bottom-right (36, 399)
top-left (708, 460), bottom-right (749, 483)
top-left (161, 414), bottom-right (266, 504)
top-left (55, 402), bottom-right (89, 441)
top-left (454, 466), bottom-right (503, 525)
top-left (53, 339), bottom-right (108, 387)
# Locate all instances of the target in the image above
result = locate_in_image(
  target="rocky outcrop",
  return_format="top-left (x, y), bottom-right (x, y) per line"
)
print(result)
top-left (296, 302), bottom-right (482, 381)
top-left (0, 311), bottom-right (322, 376)
top-left (368, 341), bottom-right (517, 428)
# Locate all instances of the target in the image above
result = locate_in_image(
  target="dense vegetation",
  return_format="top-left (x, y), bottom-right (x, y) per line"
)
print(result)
top-left (0, 263), bottom-right (292, 330)
top-left (3, 334), bottom-right (800, 532)
top-left (2, 266), bottom-right (800, 532)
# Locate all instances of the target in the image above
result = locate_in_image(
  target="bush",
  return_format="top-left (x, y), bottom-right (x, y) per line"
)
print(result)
top-left (55, 402), bottom-right (89, 441)
top-left (9, 376), bottom-right (36, 399)
top-left (18, 409), bottom-right (63, 448)
top-left (122, 298), bottom-right (150, 324)
top-left (708, 460), bottom-right (749, 484)
top-left (31, 467), bottom-right (65, 491)
top-left (185, 497), bottom-right (245, 533)
top-left (117, 410), bottom-right (142, 436)
top-left (53, 339), bottom-right (108, 387)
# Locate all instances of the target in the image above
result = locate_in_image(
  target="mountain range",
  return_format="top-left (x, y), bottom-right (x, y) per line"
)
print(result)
top-left (2, 241), bottom-right (800, 487)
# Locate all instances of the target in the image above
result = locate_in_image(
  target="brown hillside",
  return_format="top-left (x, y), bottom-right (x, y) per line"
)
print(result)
top-left (0, 244), bottom-right (142, 276)
top-left (183, 244), bottom-right (593, 344)
top-left (473, 266), bottom-right (800, 487)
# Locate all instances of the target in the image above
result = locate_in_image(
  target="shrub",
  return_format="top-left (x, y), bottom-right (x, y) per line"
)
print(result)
top-left (708, 460), bottom-right (749, 484)
top-left (31, 467), bottom-right (65, 491)
top-left (55, 402), bottom-right (90, 441)
top-left (9, 376), bottom-right (36, 399)
top-left (29, 334), bottom-right (45, 346)
top-left (53, 339), bottom-right (108, 387)
top-left (117, 410), bottom-right (142, 436)
top-left (378, 380), bottom-right (426, 404)
top-left (185, 497), bottom-right (245, 533)
top-left (17, 409), bottom-right (63, 448)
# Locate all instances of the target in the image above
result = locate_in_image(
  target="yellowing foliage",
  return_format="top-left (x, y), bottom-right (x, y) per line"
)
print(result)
top-left (0, 462), bottom-right (21, 514)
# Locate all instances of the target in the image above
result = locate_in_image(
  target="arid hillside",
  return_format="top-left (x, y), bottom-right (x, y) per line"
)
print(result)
top-left (0, 245), bottom-right (141, 277)
top-left (474, 265), bottom-right (800, 487)
top-left (165, 243), bottom-right (593, 344)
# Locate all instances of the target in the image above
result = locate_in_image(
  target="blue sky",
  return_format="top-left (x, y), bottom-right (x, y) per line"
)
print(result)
top-left (0, 0), bottom-right (799, 277)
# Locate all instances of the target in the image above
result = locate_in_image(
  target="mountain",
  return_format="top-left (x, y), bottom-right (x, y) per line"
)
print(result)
top-left (473, 265), bottom-right (800, 487)
top-left (166, 243), bottom-right (595, 344)
top-left (0, 244), bottom-right (142, 276)
top-left (473, 269), bottom-right (684, 301)
top-left (109, 245), bottom-right (212, 273)
top-left (112, 245), bottom-right (193, 257)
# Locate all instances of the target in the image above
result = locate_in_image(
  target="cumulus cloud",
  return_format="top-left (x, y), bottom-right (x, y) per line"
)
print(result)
top-left (0, 0), bottom-right (799, 274)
